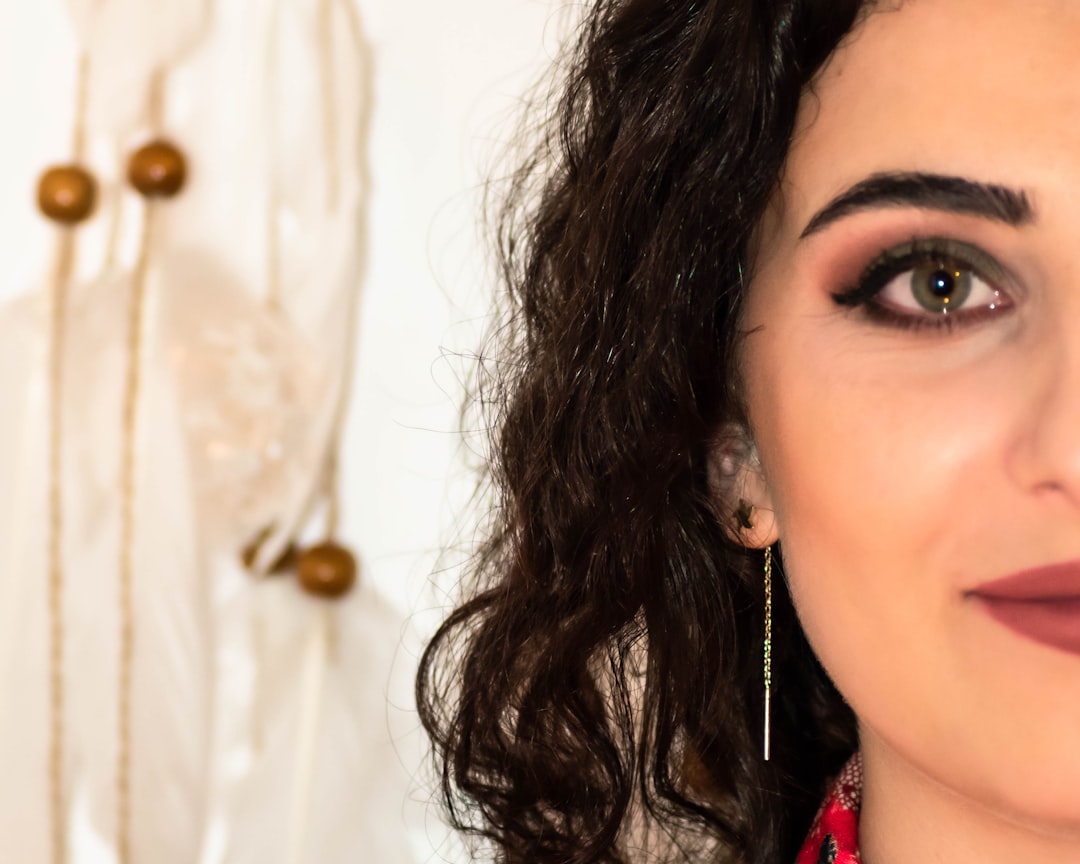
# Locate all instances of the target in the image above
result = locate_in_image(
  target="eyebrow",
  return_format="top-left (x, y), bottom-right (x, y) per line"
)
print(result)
top-left (799, 172), bottom-right (1034, 239)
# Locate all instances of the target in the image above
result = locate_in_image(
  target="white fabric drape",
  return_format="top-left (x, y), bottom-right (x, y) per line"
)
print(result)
top-left (0, 1), bottom-right (418, 861)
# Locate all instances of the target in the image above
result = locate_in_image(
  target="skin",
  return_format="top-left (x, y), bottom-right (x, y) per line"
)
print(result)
top-left (736, 0), bottom-right (1080, 860)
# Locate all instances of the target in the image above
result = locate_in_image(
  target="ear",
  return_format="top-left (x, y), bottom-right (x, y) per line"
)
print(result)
top-left (707, 425), bottom-right (780, 550)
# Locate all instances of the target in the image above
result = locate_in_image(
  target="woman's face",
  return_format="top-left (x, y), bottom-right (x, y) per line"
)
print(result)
top-left (742, 0), bottom-right (1080, 842)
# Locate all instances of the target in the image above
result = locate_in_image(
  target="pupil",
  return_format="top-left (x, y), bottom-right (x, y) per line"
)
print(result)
top-left (929, 270), bottom-right (956, 298)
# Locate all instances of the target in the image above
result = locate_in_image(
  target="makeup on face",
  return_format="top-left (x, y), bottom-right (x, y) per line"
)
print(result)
top-left (830, 236), bottom-right (1012, 333)
top-left (739, 0), bottom-right (1080, 843)
top-left (797, 172), bottom-right (1031, 335)
top-left (969, 562), bottom-right (1080, 657)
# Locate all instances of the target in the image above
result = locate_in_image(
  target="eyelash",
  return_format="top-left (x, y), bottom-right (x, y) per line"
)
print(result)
top-left (830, 237), bottom-right (1012, 333)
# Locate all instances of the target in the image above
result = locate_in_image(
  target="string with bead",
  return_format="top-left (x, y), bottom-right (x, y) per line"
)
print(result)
top-left (283, 7), bottom-right (362, 859)
top-left (115, 67), bottom-right (189, 864)
top-left (292, 0), bottom-right (361, 606)
top-left (229, 3), bottom-right (363, 854)
top-left (286, 539), bottom-right (357, 864)
top-left (38, 49), bottom-right (97, 864)
top-left (240, 0), bottom-right (359, 596)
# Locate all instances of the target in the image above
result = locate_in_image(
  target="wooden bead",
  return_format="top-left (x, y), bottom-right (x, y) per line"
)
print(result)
top-left (127, 140), bottom-right (187, 198)
top-left (296, 541), bottom-right (357, 599)
top-left (37, 165), bottom-right (97, 224)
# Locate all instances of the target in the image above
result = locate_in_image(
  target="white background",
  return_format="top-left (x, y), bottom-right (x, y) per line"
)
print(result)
top-left (341, 1), bottom-right (571, 855)
top-left (343, 0), bottom-right (568, 629)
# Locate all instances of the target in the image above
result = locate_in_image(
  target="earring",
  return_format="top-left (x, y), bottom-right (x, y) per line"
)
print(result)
top-left (736, 498), bottom-right (754, 530)
top-left (763, 545), bottom-right (773, 762)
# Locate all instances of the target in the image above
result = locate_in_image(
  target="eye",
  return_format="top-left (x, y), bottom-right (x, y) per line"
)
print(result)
top-left (832, 238), bottom-right (1014, 330)
top-left (880, 261), bottom-right (1002, 315)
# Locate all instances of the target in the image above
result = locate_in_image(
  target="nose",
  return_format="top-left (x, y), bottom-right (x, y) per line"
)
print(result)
top-left (1007, 323), bottom-right (1080, 508)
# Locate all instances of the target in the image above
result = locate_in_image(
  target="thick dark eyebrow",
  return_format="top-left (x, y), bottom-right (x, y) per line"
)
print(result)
top-left (799, 172), bottom-right (1034, 239)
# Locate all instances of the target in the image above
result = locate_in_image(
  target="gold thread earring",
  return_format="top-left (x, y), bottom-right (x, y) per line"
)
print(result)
top-left (763, 545), bottom-right (773, 762)
top-left (736, 499), bottom-right (773, 761)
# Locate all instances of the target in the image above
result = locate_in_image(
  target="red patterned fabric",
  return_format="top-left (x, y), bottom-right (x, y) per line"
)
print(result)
top-left (794, 754), bottom-right (863, 864)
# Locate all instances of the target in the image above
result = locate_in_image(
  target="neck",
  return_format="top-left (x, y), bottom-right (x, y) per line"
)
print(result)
top-left (858, 729), bottom-right (1080, 864)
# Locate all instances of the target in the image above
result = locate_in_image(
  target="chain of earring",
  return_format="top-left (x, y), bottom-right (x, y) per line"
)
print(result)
top-left (763, 545), bottom-right (773, 762)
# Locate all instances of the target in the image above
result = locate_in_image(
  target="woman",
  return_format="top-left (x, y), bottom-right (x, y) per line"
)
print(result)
top-left (418, 0), bottom-right (1080, 861)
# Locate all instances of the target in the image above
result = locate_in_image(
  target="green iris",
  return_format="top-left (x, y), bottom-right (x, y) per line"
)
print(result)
top-left (911, 264), bottom-right (972, 314)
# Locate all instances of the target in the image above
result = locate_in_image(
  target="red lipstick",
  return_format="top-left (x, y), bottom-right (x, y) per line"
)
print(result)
top-left (970, 561), bottom-right (1080, 656)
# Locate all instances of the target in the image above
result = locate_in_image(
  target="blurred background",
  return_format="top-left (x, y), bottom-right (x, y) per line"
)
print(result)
top-left (0, 1), bottom-right (573, 861)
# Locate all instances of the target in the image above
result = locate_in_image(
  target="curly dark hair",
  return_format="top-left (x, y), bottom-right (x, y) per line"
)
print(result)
top-left (418, 1), bottom-right (877, 862)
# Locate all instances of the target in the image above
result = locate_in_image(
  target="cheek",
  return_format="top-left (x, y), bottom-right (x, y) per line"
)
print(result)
top-left (742, 316), bottom-right (1017, 732)
top-left (742, 305), bottom-right (1080, 821)
top-left (748, 328), bottom-right (1009, 595)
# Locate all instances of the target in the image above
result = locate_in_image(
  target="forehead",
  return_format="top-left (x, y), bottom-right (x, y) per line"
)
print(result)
top-left (775, 0), bottom-right (1080, 233)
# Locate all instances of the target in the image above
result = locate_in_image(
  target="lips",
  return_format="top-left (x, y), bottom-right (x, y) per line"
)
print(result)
top-left (970, 561), bottom-right (1080, 657)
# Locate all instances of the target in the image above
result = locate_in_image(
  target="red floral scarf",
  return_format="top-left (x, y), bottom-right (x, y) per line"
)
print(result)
top-left (795, 754), bottom-right (863, 864)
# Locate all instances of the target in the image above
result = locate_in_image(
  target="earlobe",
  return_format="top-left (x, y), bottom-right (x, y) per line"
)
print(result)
top-left (707, 427), bottom-right (780, 549)
top-left (733, 495), bottom-right (780, 549)
top-left (734, 453), bottom-right (779, 548)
